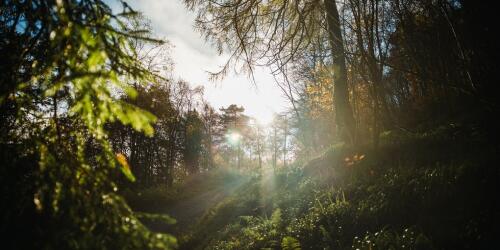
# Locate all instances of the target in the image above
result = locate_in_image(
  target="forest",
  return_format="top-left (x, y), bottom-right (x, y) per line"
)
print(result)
top-left (0, 0), bottom-right (498, 249)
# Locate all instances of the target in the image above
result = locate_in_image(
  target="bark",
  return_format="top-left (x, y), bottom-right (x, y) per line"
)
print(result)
top-left (273, 126), bottom-right (277, 169)
top-left (325, 0), bottom-right (356, 144)
top-left (283, 115), bottom-right (287, 168)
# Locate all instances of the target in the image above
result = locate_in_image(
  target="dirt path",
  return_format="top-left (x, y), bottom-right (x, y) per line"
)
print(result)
top-left (149, 171), bottom-right (251, 234)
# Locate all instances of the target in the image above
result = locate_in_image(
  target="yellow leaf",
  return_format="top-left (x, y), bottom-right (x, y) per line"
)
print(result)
top-left (116, 153), bottom-right (135, 182)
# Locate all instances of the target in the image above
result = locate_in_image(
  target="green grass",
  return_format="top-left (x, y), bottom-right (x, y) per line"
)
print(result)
top-left (128, 123), bottom-right (498, 249)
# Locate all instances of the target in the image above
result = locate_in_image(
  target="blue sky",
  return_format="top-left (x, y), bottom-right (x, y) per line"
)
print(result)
top-left (108, 0), bottom-right (287, 124)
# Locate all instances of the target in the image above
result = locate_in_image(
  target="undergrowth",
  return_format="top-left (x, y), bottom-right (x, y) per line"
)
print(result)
top-left (133, 123), bottom-right (499, 249)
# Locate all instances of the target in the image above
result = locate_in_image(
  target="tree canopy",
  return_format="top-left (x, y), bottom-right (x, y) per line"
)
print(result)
top-left (1, 0), bottom-right (498, 249)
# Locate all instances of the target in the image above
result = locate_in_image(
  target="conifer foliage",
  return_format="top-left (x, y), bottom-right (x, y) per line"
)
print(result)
top-left (0, 1), bottom-right (176, 248)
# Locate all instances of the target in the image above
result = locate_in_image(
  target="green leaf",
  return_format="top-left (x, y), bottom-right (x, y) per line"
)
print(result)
top-left (282, 236), bottom-right (301, 250)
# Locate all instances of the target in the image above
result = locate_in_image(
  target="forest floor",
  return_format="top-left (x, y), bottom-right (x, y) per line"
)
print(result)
top-left (162, 171), bottom-right (251, 233)
top-left (126, 123), bottom-right (498, 250)
top-left (126, 168), bottom-right (254, 235)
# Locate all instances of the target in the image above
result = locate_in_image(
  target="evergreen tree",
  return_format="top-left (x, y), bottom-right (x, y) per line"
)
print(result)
top-left (0, 1), bottom-right (176, 248)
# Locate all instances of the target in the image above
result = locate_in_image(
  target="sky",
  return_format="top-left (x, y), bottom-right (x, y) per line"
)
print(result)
top-left (109, 0), bottom-right (288, 125)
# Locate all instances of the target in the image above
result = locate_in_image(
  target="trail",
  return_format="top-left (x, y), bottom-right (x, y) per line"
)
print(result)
top-left (147, 170), bottom-right (252, 234)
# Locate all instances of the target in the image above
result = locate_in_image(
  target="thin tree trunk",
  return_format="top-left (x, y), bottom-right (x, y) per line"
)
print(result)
top-left (273, 126), bottom-right (277, 169)
top-left (283, 115), bottom-right (287, 168)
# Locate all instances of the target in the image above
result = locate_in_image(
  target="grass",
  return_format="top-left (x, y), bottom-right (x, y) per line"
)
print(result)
top-left (127, 123), bottom-right (499, 249)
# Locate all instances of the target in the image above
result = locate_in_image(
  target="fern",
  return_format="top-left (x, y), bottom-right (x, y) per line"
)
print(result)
top-left (271, 208), bottom-right (282, 227)
top-left (281, 236), bottom-right (301, 250)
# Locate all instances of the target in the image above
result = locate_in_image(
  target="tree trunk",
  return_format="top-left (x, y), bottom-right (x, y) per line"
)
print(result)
top-left (283, 115), bottom-right (287, 168)
top-left (273, 126), bottom-right (277, 169)
top-left (325, 0), bottom-right (356, 144)
top-left (257, 127), bottom-right (262, 168)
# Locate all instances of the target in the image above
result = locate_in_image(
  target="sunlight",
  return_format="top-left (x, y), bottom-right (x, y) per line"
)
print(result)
top-left (5, 0), bottom-right (494, 248)
top-left (226, 131), bottom-right (241, 145)
top-left (259, 166), bottom-right (276, 212)
top-left (253, 112), bottom-right (274, 127)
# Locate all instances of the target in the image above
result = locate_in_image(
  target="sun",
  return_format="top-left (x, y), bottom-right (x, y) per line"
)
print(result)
top-left (226, 132), bottom-right (241, 145)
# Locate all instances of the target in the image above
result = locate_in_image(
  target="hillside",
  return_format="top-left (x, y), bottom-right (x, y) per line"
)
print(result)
top-left (126, 123), bottom-right (499, 249)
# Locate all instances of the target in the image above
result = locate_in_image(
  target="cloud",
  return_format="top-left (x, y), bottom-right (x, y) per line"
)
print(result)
top-left (128, 0), bottom-right (217, 58)
top-left (107, 0), bottom-right (287, 124)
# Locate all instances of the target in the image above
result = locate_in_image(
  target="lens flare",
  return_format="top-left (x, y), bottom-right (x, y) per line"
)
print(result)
top-left (226, 132), bottom-right (241, 145)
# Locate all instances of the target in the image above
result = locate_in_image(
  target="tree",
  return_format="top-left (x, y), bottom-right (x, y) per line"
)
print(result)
top-left (185, 0), bottom-right (356, 143)
top-left (219, 104), bottom-right (249, 168)
top-left (0, 1), bottom-right (176, 248)
top-left (200, 103), bottom-right (220, 170)
top-left (324, 0), bottom-right (356, 143)
top-left (108, 81), bottom-right (178, 187)
top-left (251, 120), bottom-right (266, 169)
top-left (343, 0), bottom-right (393, 147)
top-left (183, 109), bottom-right (204, 174)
